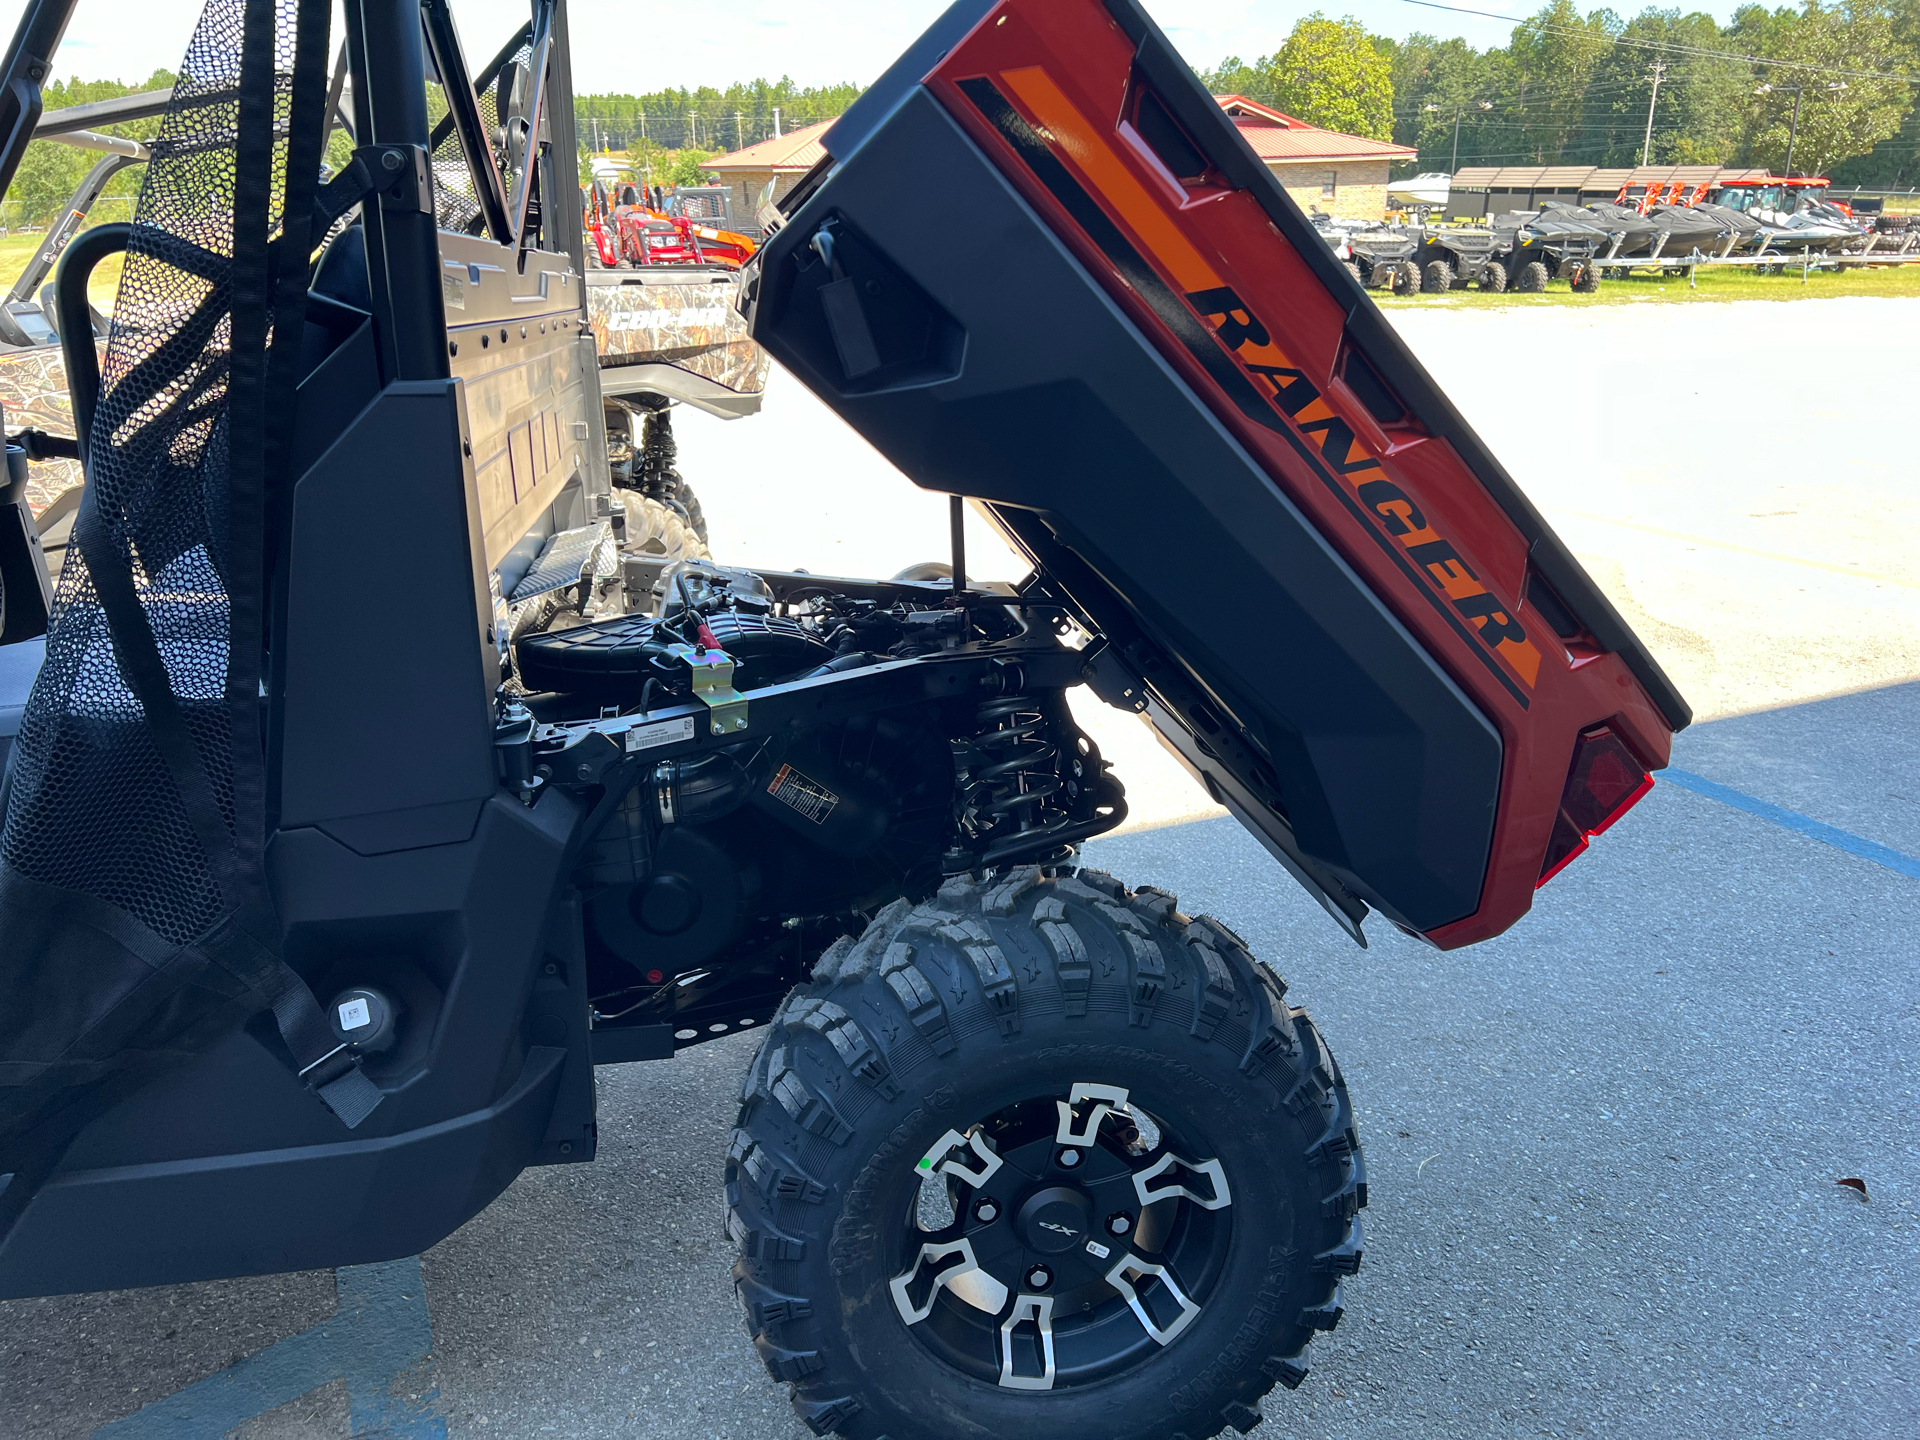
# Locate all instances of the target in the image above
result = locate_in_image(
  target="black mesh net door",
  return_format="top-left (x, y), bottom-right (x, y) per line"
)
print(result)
top-left (0, 0), bottom-right (375, 1211)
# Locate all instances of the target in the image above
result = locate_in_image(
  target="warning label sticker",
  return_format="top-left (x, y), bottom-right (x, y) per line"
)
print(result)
top-left (767, 763), bottom-right (839, 824)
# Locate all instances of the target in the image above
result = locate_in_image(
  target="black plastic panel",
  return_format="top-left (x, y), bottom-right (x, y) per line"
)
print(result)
top-left (274, 382), bottom-right (497, 849)
top-left (1097, 0), bottom-right (1688, 734)
top-left (752, 89), bottom-right (1501, 930)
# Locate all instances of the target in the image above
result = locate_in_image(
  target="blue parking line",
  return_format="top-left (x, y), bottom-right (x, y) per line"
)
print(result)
top-left (93, 1258), bottom-right (445, 1439)
top-left (1661, 768), bottom-right (1920, 880)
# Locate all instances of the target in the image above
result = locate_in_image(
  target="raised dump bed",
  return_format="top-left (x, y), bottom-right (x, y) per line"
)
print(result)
top-left (746, 0), bottom-right (1689, 946)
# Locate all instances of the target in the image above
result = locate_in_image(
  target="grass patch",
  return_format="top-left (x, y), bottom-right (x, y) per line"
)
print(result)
top-left (1378, 258), bottom-right (1920, 309)
top-left (0, 227), bottom-right (125, 310)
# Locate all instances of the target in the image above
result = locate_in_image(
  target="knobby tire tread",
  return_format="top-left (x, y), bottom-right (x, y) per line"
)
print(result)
top-left (726, 866), bottom-right (1367, 1440)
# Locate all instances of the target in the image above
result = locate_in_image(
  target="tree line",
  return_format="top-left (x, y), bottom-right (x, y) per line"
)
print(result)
top-left (1, 73), bottom-right (172, 230)
top-left (575, 77), bottom-right (862, 157)
top-left (1202, 2), bottom-right (1920, 186)
top-left (11, 4), bottom-right (1915, 231)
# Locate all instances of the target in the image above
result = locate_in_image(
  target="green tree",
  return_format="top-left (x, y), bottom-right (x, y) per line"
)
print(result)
top-left (1738, 2), bottom-right (1912, 174)
top-left (1263, 14), bottom-right (1395, 139)
top-left (1211, 0), bottom-right (1920, 179)
top-left (1197, 53), bottom-right (1282, 105)
top-left (1389, 32), bottom-right (1500, 164)
top-left (574, 76), bottom-right (863, 157)
top-left (4, 70), bottom-right (173, 228)
top-left (662, 149), bottom-right (718, 187)
top-left (1500, 1), bottom-right (1620, 164)
top-left (1580, 10), bottom-right (1748, 167)
top-left (1829, 0), bottom-right (1919, 184)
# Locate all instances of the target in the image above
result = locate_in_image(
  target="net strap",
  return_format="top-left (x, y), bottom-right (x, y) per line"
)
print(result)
top-left (66, 0), bottom-right (378, 1131)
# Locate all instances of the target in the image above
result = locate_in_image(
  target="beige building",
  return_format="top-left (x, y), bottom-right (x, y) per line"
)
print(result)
top-left (1215, 95), bottom-right (1415, 223)
top-left (699, 120), bottom-right (833, 228)
top-left (701, 100), bottom-right (1414, 230)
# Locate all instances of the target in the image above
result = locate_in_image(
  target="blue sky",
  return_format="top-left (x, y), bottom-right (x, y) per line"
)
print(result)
top-left (41, 0), bottom-right (1751, 96)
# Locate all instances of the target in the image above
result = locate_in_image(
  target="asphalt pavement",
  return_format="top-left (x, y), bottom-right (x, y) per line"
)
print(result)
top-left (4, 297), bottom-right (1917, 1438)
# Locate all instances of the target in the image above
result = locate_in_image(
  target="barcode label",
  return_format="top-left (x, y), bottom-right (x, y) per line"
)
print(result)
top-left (767, 763), bottom-right (838, 824)
top-left (626, 715), bottom-right (696, 752)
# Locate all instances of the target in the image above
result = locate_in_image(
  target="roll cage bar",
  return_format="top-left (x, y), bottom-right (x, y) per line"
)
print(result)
top-left (0, 0), bottom-right (584, 376)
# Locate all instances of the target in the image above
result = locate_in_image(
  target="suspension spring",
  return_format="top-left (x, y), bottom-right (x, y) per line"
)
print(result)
top-left (971, 691), bottom-right (1061, 832)
top-left (636, 402), bottom-right (681, 505)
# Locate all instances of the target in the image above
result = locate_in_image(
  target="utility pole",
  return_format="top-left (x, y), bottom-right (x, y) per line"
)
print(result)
top-left (1784, 85), bottom-right (1803, 177)
top-left (1754, 81), bottom-right (1840, 180)
top-left (1424, 99), bottom-right (1491, 174)
top-left (1641, 62), bottom-right (1667, 167)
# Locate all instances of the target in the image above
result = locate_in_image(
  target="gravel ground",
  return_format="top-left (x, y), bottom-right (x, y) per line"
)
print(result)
top-left (3, 298), bottom-right (1916, 1438)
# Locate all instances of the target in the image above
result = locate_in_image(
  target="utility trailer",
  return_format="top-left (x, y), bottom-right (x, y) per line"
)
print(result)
top-left (0, 2), bottom-right (1686, 1437)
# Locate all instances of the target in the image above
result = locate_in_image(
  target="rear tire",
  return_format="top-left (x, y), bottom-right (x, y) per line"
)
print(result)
top-left (1422, 260), bottom-right (1453, 294)
top-left (1479, 262), bottom-right (1508, 293)
top-left (1569, 261), bottom-right (1601, 294)
top-left (1515, 260), bottom-right (1551, 293)
top-left (729, 867), bottom-right (1365, 1440)
top-left (1389, 259), bottom-right (1422, 296)
top-left (1343, 260), bottom-right (1362, 285)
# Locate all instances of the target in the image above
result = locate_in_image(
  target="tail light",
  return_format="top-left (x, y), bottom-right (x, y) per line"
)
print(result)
top-left (1537, 725), bottom-right (1655, 887)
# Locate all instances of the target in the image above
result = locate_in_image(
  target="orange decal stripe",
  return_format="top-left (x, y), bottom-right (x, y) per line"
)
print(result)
top-left (997, 66), bottom-right (1223, 296)
top-left (1498, 637), bottom-right (1543, 687)
top-left (982, 68), bottom-right (1545, 698)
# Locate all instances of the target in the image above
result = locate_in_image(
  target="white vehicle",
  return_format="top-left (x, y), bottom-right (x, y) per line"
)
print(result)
top-left (1388, 171), bottom-right (1453, 207)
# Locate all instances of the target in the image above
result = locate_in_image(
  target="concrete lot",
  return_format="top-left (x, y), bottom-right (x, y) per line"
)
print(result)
top-left (4, 297), bottom-right (1916, 1439)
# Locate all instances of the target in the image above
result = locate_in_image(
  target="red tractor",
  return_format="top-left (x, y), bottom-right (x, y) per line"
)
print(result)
top-left (584, 180), bottom-right (620, 267)
top-left (608, 185), bottom-right (703, 266)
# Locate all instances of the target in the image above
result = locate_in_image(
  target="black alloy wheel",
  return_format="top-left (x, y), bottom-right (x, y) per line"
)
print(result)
top-left (889, 1080), bottom-right (1235, 1391)
top-left (728, 866), bottom-right (1366, 1440)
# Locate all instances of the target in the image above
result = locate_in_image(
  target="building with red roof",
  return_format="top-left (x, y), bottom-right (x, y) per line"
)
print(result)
top-left (1213, 95), bottom-right (1415, 222)
top-left (700, 120), bottom-right (833, 229)
top-left (701, 97), bottom-right (1415, 230)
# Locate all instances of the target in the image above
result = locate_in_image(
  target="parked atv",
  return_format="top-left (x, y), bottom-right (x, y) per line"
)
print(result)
top-left (1413, 224), bottom-right (1509, 292)
top-left (1492, 209), bottom-right (1607, 292)
top-left (1343, 222), bottom-right (1422, 293)
top-left (0, 4), bottom-right (1687, 1439)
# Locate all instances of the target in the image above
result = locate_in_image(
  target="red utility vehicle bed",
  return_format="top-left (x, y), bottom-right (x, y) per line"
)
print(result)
top-left (746, 0), bottom-right (1688, 948)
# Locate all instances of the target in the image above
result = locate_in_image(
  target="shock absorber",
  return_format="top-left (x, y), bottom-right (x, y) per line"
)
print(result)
top-left (950, 674), bottom-right (1130, 873)
top-left (971, 689), bottom-right (1061, 839)
top-left (635, 400), bottom-right (683, 508)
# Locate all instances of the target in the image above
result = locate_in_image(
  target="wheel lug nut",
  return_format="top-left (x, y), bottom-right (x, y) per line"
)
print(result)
top-left (1026, 1265), bottom-right (1053, 1290)
top-left (973, 1199), bottom-right (1000, 1224)
top-left (1107, 1213), bottom-right (1132, 1236)
top-left (1057, 1147), bottom-right (1082, 1169)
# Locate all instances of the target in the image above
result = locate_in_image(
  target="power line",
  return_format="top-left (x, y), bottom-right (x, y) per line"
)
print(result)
top-left (1401, 0), bottom-right (1920, 84)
